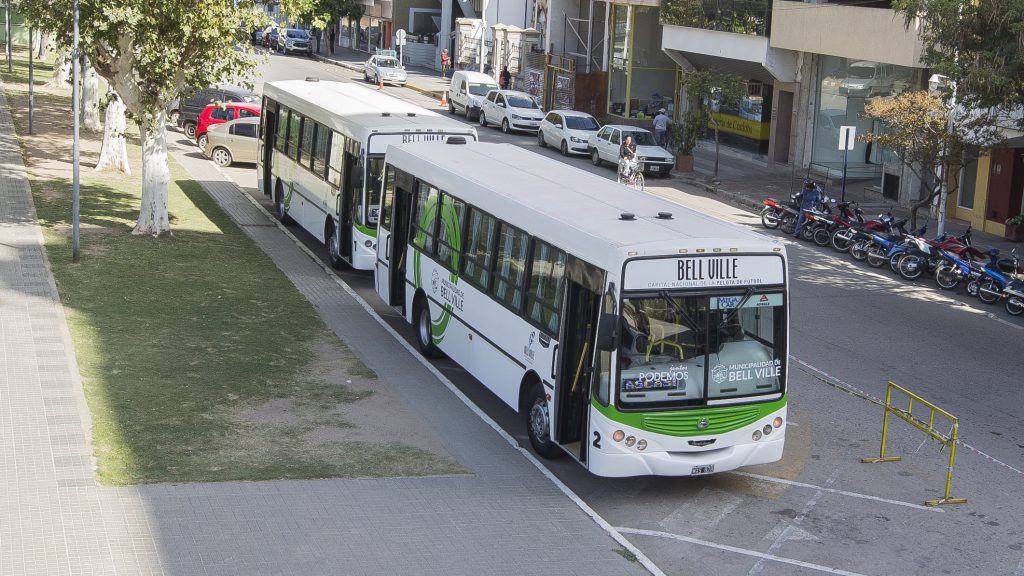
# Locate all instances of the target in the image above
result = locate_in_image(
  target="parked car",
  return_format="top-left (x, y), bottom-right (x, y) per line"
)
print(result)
top-left (478, 89), bottom-right (545, 133)
top-left (277, 28), bottom-right (312, 56)
top-left (251, 27), bottom-right (264, 45)
top-left (195, 101), bottom-right (261, 151)
top-left (202, 117), bottom-right (259, 167)
top-left (363, 54), bottom-right (407, 86)
top-left (538, 110), bottom-right (601, 156)
top-left (588, 125), bottom-right (675, 177)
top-left (175, 86), bottom-right (258, 139)
top-left (447, 70), bottom-right (499, 120)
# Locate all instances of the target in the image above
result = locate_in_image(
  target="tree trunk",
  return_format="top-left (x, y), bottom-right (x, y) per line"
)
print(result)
top-left (81, 57), bottom-right (103, 132)
top-left (133, 114), bottom-right (171, 236)
top-left (94, 93), bottom-right (130, 174)
top-left (46, 50), bottom-right (71, 87)
top-left (35, 30), bottom-right (48, 59)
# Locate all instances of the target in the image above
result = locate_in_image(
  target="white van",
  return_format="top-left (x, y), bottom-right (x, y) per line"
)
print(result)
top-left (448, 70), bottom-right (499, 121)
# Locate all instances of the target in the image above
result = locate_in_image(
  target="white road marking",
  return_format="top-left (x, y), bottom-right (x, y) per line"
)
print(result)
top-left (748, 468), bottom-right (838, 575)
top-left (728, 471), bottom-right (943, 513)
top-left (617, 527), bottom-right (871, 576)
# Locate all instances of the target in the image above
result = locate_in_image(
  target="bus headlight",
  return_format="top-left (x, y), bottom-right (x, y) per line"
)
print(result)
top-left (763, 424), bottom-right (773, 435)
top-left (624, 436), bottom-right (636, 447)
top-left (636, 439), bottom-right (647, 451)
top-left (752, 430), bottom-right (762, 441)
top-left (773, 417), bottom-right (784, 428)
top-left (612, 430), bottom-right (625, 442)
top-left (364, 240), bottom-right (373, 247)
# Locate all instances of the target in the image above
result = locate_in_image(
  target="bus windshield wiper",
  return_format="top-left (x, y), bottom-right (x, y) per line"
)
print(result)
top-left (720, 286), bottom-right (756, 327)
top-left (658, 290), bottom-right (699, 333)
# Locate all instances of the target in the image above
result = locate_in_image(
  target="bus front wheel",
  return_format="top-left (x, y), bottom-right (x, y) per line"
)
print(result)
top-left (274, 182), bottom-right (291, 224)
top-left (415, 297), bottom-right (443, 359)
top-left (526, 381), bottom-right (561, 459)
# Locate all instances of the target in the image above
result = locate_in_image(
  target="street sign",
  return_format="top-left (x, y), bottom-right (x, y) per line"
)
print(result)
top-left (395, 29), bottom-right (407, 46)
top-left (839, 126), bottom-right (857, 151)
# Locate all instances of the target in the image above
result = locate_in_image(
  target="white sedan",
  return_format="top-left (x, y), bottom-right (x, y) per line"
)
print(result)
top-left (537, 110), bottom-right (601, 156)
top-left (478, 90), bottom-right (545, 133)
top-left (363, 55), bottom-right (408, 86)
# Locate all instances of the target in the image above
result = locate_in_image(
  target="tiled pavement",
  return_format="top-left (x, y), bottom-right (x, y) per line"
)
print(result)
top-left (0, 81), bottom-right (654, 575)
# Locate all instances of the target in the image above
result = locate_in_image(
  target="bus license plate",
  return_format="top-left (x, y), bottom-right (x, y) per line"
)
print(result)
top-left (649, 166), bottom-right (660, 172)
top-left (691, 465), bottom-right (714, 475)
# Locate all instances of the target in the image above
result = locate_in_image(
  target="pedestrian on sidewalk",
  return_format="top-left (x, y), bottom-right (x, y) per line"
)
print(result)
top-left (441, 49), bottom-right (450, 78)
top-left (329, 26), bottom-right (336, 56)
top-left (499, 66), bottom-right (511, 89)
top-left (653, 108), bottom-right (670, 147)
top-left (314, 27), bottom-right (322, 54)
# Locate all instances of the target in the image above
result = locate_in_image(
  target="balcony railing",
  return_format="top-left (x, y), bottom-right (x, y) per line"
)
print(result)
top-left (661, 0), bottom-right (773, 37)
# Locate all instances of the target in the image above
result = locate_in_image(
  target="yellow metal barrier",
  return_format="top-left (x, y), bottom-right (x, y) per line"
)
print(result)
top-left (862, 381), bottom-right (967, 506)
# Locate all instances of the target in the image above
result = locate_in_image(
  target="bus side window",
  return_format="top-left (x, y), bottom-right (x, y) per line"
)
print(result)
top-left (327, 130), bottom-right (344, 188)
top-left (380, 167), bottom-right (395, 231)
top-left (436, 193), bottom-right (466, 272)
top-left (410, 181), bottom-right (440, 255)
top-left (490, 223), bottom-right (529, 311)
top-left (526, 240), bottom-right (566, 335)
top-left (275, 106), bottom-right (290, 154)
top-left (462, 208), bottom-right (497, 290)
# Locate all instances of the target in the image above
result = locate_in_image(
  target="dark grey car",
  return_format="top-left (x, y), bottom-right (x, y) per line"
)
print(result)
top-left (174, 86), bottom-right (258, 139)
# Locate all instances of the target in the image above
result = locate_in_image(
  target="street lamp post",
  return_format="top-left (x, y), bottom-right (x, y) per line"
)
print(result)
top-left (479, 0), bottom-right (488, 74)
top-left (72, 0), bottom-right (80, 262)
top-left (27, 26), bottom-right (32, 134)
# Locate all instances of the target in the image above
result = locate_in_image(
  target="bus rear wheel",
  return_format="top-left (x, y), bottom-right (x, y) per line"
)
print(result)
top-left (526, 381), bottom-right (561, 459)
top-left (415, 297), bottom-right (443, 358)
top-left (326, 221), bottom-right (349, 270)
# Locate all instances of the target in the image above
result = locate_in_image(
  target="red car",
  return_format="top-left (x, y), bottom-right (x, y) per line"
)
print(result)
top-left (195, 101), bottom-right (261, 151)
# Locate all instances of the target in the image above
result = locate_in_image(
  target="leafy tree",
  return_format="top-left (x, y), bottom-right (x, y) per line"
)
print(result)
top-left (682, 69), bottom-right (744, 180)
top-left (859, 90), bottom-right (1004, 229)
top-left (18, 0), bottom-right (268, 236)
top-left (892, 0), bottom-right (1024, 127)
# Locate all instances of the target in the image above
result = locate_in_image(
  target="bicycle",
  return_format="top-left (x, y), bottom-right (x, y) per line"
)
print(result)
top-left (617, 159), bottom-right (645, 191)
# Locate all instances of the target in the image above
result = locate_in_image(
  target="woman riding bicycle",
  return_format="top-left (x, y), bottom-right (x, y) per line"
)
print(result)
top-left (619, 135), bottom-right (638, 180)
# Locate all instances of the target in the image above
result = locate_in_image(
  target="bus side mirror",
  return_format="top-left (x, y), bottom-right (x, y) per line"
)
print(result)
top-left (595, 313), bottom-right (618, 352)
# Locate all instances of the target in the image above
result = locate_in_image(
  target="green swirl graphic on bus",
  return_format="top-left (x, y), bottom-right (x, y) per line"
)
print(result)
top-left (412, 194), bottom-right (462, 345)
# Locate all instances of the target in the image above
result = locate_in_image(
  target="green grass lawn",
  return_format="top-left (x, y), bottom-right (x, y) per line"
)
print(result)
top-left (2, 48), bottom-right (462, 484)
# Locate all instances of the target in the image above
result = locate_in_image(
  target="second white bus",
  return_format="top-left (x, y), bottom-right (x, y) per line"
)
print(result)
top-left (257, 79), bottom-right (478, 270)
top-left (374, 140), bottom-right (790, 477)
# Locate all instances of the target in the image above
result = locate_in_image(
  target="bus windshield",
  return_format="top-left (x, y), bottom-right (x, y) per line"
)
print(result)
top-left (617, 291), bottom-right (785, 408)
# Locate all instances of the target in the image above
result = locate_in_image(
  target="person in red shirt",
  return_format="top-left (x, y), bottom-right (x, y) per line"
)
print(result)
top-left (440, 49), bottom-right (450, 78)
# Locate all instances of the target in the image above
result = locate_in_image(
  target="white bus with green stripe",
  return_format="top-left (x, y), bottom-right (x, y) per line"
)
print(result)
top-left (257, 78), bottom-right (478, 270)
top-left (375, 140), bottom-right (789, 477)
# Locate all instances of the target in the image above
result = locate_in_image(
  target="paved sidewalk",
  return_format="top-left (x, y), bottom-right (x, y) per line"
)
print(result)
top-left (0, 81), bottom-right (652, 575)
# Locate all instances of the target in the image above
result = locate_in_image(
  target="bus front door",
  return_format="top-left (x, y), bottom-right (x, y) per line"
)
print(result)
top-left (375, 181), bottom-right (411, 310)
top-left (260, 108), bottom-right (277, 197)
top-left (555, 278), bottom-right (600, 461)
top-left (338, 153), bottom-right (358, 261)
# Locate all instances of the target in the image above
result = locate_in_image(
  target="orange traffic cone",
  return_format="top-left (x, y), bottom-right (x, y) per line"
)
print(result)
top-left (377, 76), bottom-right (384, 90)
top-left (440, 91), bottom-right (448, 108)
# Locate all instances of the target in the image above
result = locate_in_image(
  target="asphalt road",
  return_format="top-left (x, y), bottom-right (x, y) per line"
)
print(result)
top-left (194, 51), bottom-right (1024, 576)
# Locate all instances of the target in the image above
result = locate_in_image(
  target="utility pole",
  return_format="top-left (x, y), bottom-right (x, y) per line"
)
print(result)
top-left (72, 0), bottom-right (80, 262)
top-left (5, 2), bottom-right (11, 73)
top-left (28, 26), bottom-right (32, 134)
top-left (479, 0), bottom-right (488, 74)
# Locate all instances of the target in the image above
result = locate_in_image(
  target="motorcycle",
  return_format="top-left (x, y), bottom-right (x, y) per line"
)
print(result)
top-left (976, 250), bottom-right (1021, 305)
top-left (895, 228), bottom-right (979, 281)
top-left (1003, 278), bottom-right (1024, 316)
top-left (760, 197), bottom-right (799, 230)
top-left (832, 210), bottom-right (891, 253)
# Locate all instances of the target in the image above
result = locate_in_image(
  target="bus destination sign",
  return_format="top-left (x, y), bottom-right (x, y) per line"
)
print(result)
top-left (624, 255), bottom-right (784, 290)
top-left (368, 132), bottom-right (474, 154)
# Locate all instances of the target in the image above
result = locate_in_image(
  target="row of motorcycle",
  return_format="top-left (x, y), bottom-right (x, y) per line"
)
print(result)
top-left (759, 184), bottom-right (1024, 317)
